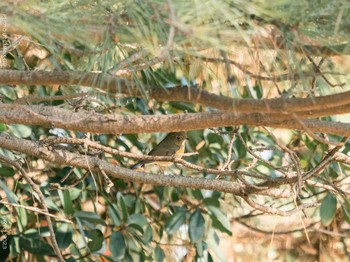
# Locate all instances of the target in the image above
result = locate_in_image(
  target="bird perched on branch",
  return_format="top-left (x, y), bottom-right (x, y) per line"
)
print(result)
top-left (130, 132), bottom-right (187, 169)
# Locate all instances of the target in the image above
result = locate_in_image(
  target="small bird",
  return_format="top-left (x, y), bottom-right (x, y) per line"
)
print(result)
top-left (130, 132), bottom-right (187, 169)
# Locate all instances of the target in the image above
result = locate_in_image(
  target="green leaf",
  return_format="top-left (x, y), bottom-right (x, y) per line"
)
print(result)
top-left (165, 211), bottom-right (186, 235)
top-left (124, 194), bottom-right (136, 207)
top-left (43, 198), bottom-right (60, 212)
top-left (62, 190), bottom-right (74, 214)
top-left (127, 213), bottom-right (148, 227)
top-left (74, 211), bottom-right (104, 224)
top-left (168, 101), bottom-right (196, 113)
top-left (0, 214), bottom-right (12, 230)
top-left (56, 223), bottom-right (73, 249)
top-left (207, 231), bottom-right (226, 261)
top-left (125, 250), bottom-right (134, 262)
top-left (86, 229), bottom-right (104, 252)
top-left (108, 203), bottom-right (121, 226)
top-left (135, 198), bottom-right (145, 213)
top-left (143, 225), bottom-right (153, 244)
top-left (195, 241), bottom-right (207, 258)
top-left (341, 200), bottom-right (350, 224)
top-left (207, 206), bottom-right (232, 236)
top-left (0, 180), bottom-right (18, 203)
top-left (127, 223), bottom-right (144, 235)
top-left (68, 187), bottom-right (81, 201)
top-left (171, 190), bottom-right (180, 202)
top-left (123, 134), bottom-right (144, 151)
top-left (16, 201), bottom-right (28, 229)
top-left (64, 257), bottom-right (75, 262)
top-left (235, 135), bottom-right (247, 159)
top-left (109, 231), bottom-right (126, 259)
top-left (0, 166), bottom-right (15, 177)
top-left (208, 252), bottom-right (214, 262)
top-left (320, 193), bottom-right (337, 226)
top-left (191, 189), bottom-right (203, 200)
top-left (19, 236), bottom-right (55, 255)
top-left (252, 84), bottom-right (263, 99)
top-left (203, 197), bottom-right (220, 208)
top-left (23, 228), bottom-right (40, 237)
top-left (139, 98), bottom-right (153, 115)
top-left (0, 123), bottom-right (7, 131)
top-left (117, 192), bottom-right (128, 222)
top-left (155, 244), bottom-right (165, 262)
top-left (9, 124), bottom-right (32, 138)
top-left (189, 210), bottom-right (205, 242)
top-left (127, 213), bottom-right (152, 243)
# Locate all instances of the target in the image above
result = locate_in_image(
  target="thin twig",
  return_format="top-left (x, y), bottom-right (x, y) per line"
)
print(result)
top-left (14, 93), bottom-right (90, 104)
top-left (306, 180), bottom-right (343, 195)
top-left (98, 167), bottom-right (114, 194)
top-left (236, 174), bottom-right (269, 190)
top-left (42, 136), bottom-right (271, 180)
top-left (303, 137), bottom-right (347, 180)
top-left (291, 113), bottom-right (344, 147)
top-left (264, 128), bottom-right (302, 195)
top-left (0, 154), bottom-right (64, 261)
top-left (236, 219), bottom-right (317, 235)
top-left (113, 49), bottom-right (149, 71)
top-left (193, 54), bottom-right (326, 82)
top-left (221, 132), bottom-right (236, 170)
top-left (305, 53), bottom-right (345, 88)
top-left (242, 196), bottom-right (319, 216)
top-left (51, 171), bottom-right (90, 190)
top-left (0, 200), bottom-right (72, 224)
top-left (1, 36), bottom-right (25, 55)
top-left (237, 132), bottom-right (286, 174)
top-left (164, 0), bottom-right (176, 52)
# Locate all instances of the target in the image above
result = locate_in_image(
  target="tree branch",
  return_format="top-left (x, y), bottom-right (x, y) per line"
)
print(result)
top-left (0, 133), bottom-right (288, 197)
top-left (0, 200), bottom-right (72, 224)
top-left (1, 104), bottom-right (350, 136)
top-left (42, 136), bottom-right (276, 183)
top-left (242, 196), bottom-right (319, 216)
top-left (1, 70), bottom-right (350, 117)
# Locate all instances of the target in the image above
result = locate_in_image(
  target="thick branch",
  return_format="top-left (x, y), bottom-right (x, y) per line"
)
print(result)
top-left (1, 104), bottom-right (350, 136)
top-left (1, 70), bottom-right (350, 116)
top-left (0, 133), bottom-right (288, 197)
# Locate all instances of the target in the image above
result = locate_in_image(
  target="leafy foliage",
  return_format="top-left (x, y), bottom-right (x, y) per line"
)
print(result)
top-left (0, 0), bottom-right (350, 261)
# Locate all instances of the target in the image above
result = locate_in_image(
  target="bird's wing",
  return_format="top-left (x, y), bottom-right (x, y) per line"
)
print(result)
top-left (149, 144), bottom-right (180, 156)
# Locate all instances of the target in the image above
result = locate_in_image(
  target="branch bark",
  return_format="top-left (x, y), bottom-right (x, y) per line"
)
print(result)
top-left (0, 133), bottom-right (288, 197)
top-left (1, 104), bottom-right (350, 136)
top-left (1, 70), bottom-right (350, 117)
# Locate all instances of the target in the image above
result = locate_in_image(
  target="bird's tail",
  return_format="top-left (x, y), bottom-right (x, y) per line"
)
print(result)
top-left (130, 160), bottom-right (148, 169)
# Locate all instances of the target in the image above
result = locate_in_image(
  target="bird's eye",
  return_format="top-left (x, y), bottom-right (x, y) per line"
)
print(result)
top-left (176, 136), bottom-right (181, 140)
